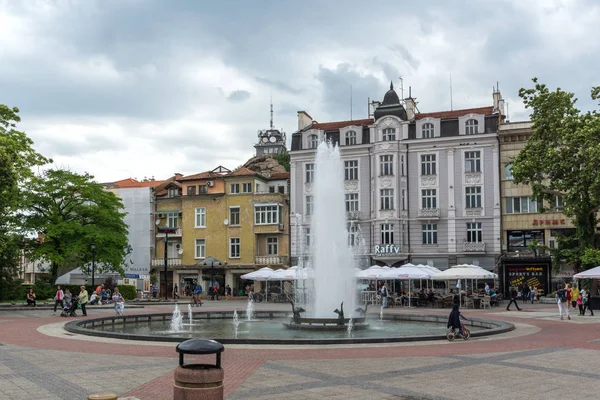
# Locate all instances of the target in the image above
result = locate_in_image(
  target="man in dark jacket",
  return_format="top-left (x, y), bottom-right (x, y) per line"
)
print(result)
top-left (506, 286), bottom-right (522, 311)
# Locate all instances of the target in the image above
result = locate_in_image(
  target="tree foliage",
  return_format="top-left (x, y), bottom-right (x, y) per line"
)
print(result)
top-left (511, 79), bottom-right (600, 271)
top-left (19, 169), bottom-right (129, 283)
top-left (274, 151), bottom-right (290, 172)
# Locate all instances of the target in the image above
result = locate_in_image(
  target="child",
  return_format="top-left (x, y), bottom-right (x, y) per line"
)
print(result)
top-left (447, 296), bottom-right (467, 336)
top-left (577, 294), bottom-right (584, 316)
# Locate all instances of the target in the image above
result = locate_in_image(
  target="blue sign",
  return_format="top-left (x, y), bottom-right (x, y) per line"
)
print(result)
top-left (125, 274), bottom-right (140, 279)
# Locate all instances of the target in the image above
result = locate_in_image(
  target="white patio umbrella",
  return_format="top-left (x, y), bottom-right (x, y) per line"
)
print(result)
top-left (382, 266), bottom-right (434, 307)
top-left (356, 266), bottom-right (389, 279)
top-left (574, 266), bottom-right (600, 279)
top-left (432, 264), bottom-right (498, 306)
top-left (240, 267), bottom-right (275, 281)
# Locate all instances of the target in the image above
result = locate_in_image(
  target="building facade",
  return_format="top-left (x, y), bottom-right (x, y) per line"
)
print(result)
top-left (290, 83), bottom-right (505, 272)
top-left (499, 121), bottom-right (574, 295)
top-left (152, 166), bottom-right (290, 297)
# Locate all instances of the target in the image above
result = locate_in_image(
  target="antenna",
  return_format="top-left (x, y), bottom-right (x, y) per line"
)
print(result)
top-left (367, 96), bottom-right (371, 118)
top-left (269, 95), bottom-right (274, 129)
top-left (449, 73), bottom-right (453, 111)
top-left (350, 84), bottom-right (353, 120)
top-left (399, 76), bottom-right (404, 100)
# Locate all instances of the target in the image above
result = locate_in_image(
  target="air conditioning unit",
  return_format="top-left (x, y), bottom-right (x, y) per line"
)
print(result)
top-left (278, 223), bottom-right (285, 231)
top-left (206, 181), bottom-right (214, 187)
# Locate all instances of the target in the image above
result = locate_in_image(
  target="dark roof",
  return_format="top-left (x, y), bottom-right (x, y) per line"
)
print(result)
top-left (416, 106), bottom-right (494, 120)
top-left (312, 118), bottom-right (373, 131)
top-left (374, 82), bottom-right (408, 121)
top-left (382, 82), bottom-right (401, 105)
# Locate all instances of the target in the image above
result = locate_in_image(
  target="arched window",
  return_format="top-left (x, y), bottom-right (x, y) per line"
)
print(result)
top-left (345, 130), bottom-right (357, 145)
top-left (465, 119), bottom-right (479, 135)
top-left (422, 123), bottom-right (434, 138)
top-left (505, 163), bottom-right (513, 180)
top-left (309, 134), bottom-right (319, 149)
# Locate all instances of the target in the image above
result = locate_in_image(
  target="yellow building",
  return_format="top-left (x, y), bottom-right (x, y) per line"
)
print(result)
top-left (152, 166), bottom-right (290, 297)
top-left (499, 121), bottom-right (576, 295)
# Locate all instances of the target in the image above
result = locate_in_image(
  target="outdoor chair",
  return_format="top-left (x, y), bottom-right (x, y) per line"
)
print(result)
top-left (480, 295), bottom-right (491, 309)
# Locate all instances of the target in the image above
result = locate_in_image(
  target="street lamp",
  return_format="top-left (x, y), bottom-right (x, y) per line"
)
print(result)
top-left (91, 243), bottom-right (96, 288)
top-left (158, 227), bottom-right (178, 300)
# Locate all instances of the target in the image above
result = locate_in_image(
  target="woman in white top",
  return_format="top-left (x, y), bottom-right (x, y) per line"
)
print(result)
top-left (112, 288), bottom-right (125, 316)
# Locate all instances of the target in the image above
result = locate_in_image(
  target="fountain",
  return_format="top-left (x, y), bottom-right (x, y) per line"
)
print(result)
top-left (170, 304), bottom-right (183, 332)
top-left (187, 304), bottom-right (193, 325)
top-left (347, 315), bottom-right (354, 337)
top-left (245, 297), bottom-right (254, 321)
top-left (232, 310), bottom-right (240, 339)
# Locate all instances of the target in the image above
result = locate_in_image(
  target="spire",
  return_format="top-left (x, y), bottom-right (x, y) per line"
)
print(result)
top-left (269, 96), bottom-right (274, 129)
top-left (390, 81), bottom-right (394, 90)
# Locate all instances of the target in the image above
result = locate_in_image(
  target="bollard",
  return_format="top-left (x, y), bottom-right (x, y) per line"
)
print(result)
top-left (88, 394), bottom-right (118, 400)
top-left (174, 338), bottom-right (225, 400)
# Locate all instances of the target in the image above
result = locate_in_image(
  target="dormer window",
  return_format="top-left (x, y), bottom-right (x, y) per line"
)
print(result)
top-left (309, 134), bottom-right (319, 149)
top-left (422, 123), bottom-right (434, 138)
top-left (382, 128), bottom-right (396, 141)
top-left (465, 119), bottom-right (479, 135)
top-left (168, 188), bottom-right (179, 198)
top-left (345, 130), bottom-right (357, 145)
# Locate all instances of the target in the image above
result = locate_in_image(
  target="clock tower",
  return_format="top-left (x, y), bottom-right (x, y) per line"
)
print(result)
top-left (254, 102), bottom-right (288, 156)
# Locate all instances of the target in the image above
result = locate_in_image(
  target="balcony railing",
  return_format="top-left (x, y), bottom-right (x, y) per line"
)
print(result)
top-left (463, 242), bottom-right (486, 252)
top-left (346, 210), bottom-right (360, 220)
top-left (155, 227), bottom-right (182, 237)
top-left (151, 258), bottom-right (182, 267)
top-left (417, 208), bottom-right (440, 218)
top-left (255, 255), bottom-right (289, 265)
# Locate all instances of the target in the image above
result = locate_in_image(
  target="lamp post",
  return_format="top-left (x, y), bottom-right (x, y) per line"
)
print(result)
top-left (91, 243), bottom-right (96, 288)
top-left (158, 227), bottom-right (177, 300)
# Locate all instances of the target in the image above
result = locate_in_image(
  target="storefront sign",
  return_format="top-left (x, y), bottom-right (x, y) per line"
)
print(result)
top-left (374, 245), bottom-right (400, 255)
top-left (532, 219), bottom-right (565, 226)
top-left (504, 265), bottom-right (550, 295)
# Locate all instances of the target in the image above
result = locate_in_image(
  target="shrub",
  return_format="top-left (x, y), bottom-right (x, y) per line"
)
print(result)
top-left (117, 285), bottom-right (137, 300)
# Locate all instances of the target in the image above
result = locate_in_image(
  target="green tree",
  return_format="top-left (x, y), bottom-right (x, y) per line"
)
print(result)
top-left (19, 169), bottom-right (129, 283)
top-left (511, 79), bottom-right (600, 272)
top-left (275, 151), bottom-right (290, 172)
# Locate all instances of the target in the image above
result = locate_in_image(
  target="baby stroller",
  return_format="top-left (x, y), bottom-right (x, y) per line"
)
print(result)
top-left (61, 298), bottom-right (79, 317)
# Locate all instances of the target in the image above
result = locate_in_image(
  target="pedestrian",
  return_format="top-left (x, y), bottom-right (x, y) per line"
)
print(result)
top-left (582, 288), bottom-right (595, 316)
top-left (571, 286), bottom-right (580, 310)
top-left (577, 293), bottom-right (584, 315)
top-left (26, 288), bottom-right (36, 307)
top-left (506, 286), bottom-right (522, 311)
top-left (112, 288), bottom-right (125, 316)
top-left (173, 284), bottom-right (180, 299)
top-left (53, 285), bottom-right (64, 314)
top-left (381, 283), bottom-right (389, 308)
top-left (529, 286), bottom-right (536, 304)
top-left (78, 285), bottom-right (89, 317)
top-left (555, 284), bottom-right (570, 320)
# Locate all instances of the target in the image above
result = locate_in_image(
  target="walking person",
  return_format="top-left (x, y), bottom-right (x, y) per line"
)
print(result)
top-left (381, 283), bottom-right (389, 308)
top-left (529, 286), bottom-right (536, 304)
top-left (571, 285), bottom-right (580, 310)
top-left (555, 284), bottom-right (570, 320)
top-left (173, 284), bottom-right (180, 300)
top-left (112, 288), bottom-right (125, 316)
top-left (506, 287), bottom-right (522, 311)
top-left (582, 289), bottom-right (595, 316)
top-left (53, 286), bottom-right (64, 314)
top-left (78, 285), bottom-right (89, 317)
top-left (577, 293), bottom-right (584, 315)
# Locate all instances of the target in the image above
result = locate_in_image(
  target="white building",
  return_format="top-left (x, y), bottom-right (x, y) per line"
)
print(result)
top-left (289, 83), bottom-right (505, 271)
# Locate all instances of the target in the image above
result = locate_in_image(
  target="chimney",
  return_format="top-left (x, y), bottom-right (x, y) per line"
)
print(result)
top-left (493, 87), bottom-right (505, 117)
top-left (174, 173), bottom-right (183, 179)
top-left (297, 111), bottom-right (313, 131)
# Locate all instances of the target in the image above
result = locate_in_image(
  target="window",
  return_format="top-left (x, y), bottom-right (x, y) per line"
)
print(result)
top-left (168, 188), bottom-right (179, 198)
top-left (230, 183), bottom-right (240, 194)
top-left (229, 207), bottom-right (240, 226)
top-left (465, 151), bottom-right (481, 173)
top-left (505, 197), bottom-right (537, 214)
top-left (344, 160), bottom-right (358, 181)
top-left (380, 155), bottom-right (393, 176)
top-left (195, 239), bottom-right (206, 259)
top-left (229, 238), bottom-right (240, 258)
top-left (255, 205), bottom-right (279, 225)
top-left (195, 208), bottom-right (206, 228)
top-left (269, 186), bottom-right (275, 193)
top-left (267, 237), bottom-right (278, 255)
top-left (305, 163), bottom-right (314, 183)
top-left (422, 224), bottom-right (438, 244)
top-left (402, 189), bottom-right (406, 210)
top-left (380, 189), bottom-right (394, 210)
top-left (347, 223), bottom-right (358, 246)
top-left (309, 134), bottom-right (319, 149)
top-left (505, 163), bottom-right (514, 180)
top-left (381, 223), bottom-right (394, 244)
top-left (242, 183), bottom-right (252, 193)
top-left (552, 195), bottom-right (564, 211)
top-left (401, 155), bottom-right (405, 176)
top-left (422, 123), bottom-right (434, 138)
top-left (465, 187), bottom-right (482, 208)
top-left (345, 130), bottom-right (357, 145)
top-left (187, 186), bottom-right (196, 195)
top-left (345, 193), bottom-right (359, 212)
top-left (382, 128), bottom-right (396, 141)
top-left (306, 195), bottom-right (313, 216)
top-left (198, 185), bottom-right (208, 194)
top-left (465, 119), bottom-right (479, 135)
top-left (466, 222), bottom-right (482, 243)
top-left (421, 154), bottom-right (436, 175)
top-left (167, 212), bottom-right (178, 228)
top-left (421, 189), bottom-right (437, 209)
top-left (305, 227), bottom-right (312, 247)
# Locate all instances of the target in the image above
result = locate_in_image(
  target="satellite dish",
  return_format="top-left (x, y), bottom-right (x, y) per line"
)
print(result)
top-left (223, 219), bottom-right (229, 225)
top-left (155, 219), bottom-right (160, 226)
top-left (178, 248), bottom-right (184, 255)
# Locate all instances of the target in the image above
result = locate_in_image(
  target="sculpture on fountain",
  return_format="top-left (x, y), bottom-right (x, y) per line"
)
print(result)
top-left (333, 302), bottom-right (345, 326)
top-left (288, 296), bottom-right (306, 325)
top-left (354, 302), bottom-right (368, 317)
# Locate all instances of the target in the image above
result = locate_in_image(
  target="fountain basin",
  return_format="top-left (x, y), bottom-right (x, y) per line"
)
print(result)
top-left (63, 311), bottom-right (514, 345)
top-left (283, 317), bottom-right (368, 331)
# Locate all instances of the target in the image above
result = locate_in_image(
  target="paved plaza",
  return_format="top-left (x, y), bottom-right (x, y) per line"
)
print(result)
top-left (1, 300), bottom-right (600, 399)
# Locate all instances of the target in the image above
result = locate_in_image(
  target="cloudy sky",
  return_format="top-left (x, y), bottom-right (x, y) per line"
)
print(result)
top-left (2, 0), bottom-right (599, 183)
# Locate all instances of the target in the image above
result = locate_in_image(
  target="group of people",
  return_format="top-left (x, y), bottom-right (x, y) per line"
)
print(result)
top-left (555, 283), bottom-right (594, 320)
top-left (50, 285), bottom-right (124, 316)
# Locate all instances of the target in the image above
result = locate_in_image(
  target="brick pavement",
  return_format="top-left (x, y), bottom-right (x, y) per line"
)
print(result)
top-left (1, 300), bottom-right (599, 399)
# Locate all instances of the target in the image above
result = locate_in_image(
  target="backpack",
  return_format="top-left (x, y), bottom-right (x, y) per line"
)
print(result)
top-left (559, 290), bottom-right (567, 303)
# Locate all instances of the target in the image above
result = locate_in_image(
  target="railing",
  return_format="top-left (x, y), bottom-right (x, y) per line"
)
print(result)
top-left (463, 242), bottom-right (486, 252)
top-left (346, 210), bottom-right (360, 220)
top-left (151, 258), bottom-right (182, 267)
top-left (155, 227), bottom-right (182, 237)
top-left (255, 255), bottom-right (289, 265)
top-left (417, 208), bottom-right (440, 218)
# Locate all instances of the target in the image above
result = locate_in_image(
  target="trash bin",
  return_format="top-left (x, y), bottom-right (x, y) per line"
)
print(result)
top-left (174, 338), bottom-right (225, 400)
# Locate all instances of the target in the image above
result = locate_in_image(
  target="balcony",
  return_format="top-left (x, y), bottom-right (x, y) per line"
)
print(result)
top-left (417, 208), bottom-right (440, 219)
top-left (151, 258), bottom-right (182, 267)
top-left (346, 210), bottom-right (360, 220)
top-left (255, 255), bottom-right (289, 265)
top-left (156, 227), bottom-right (182, 237)
top-left (463, 242), bottom-right (486, 252)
